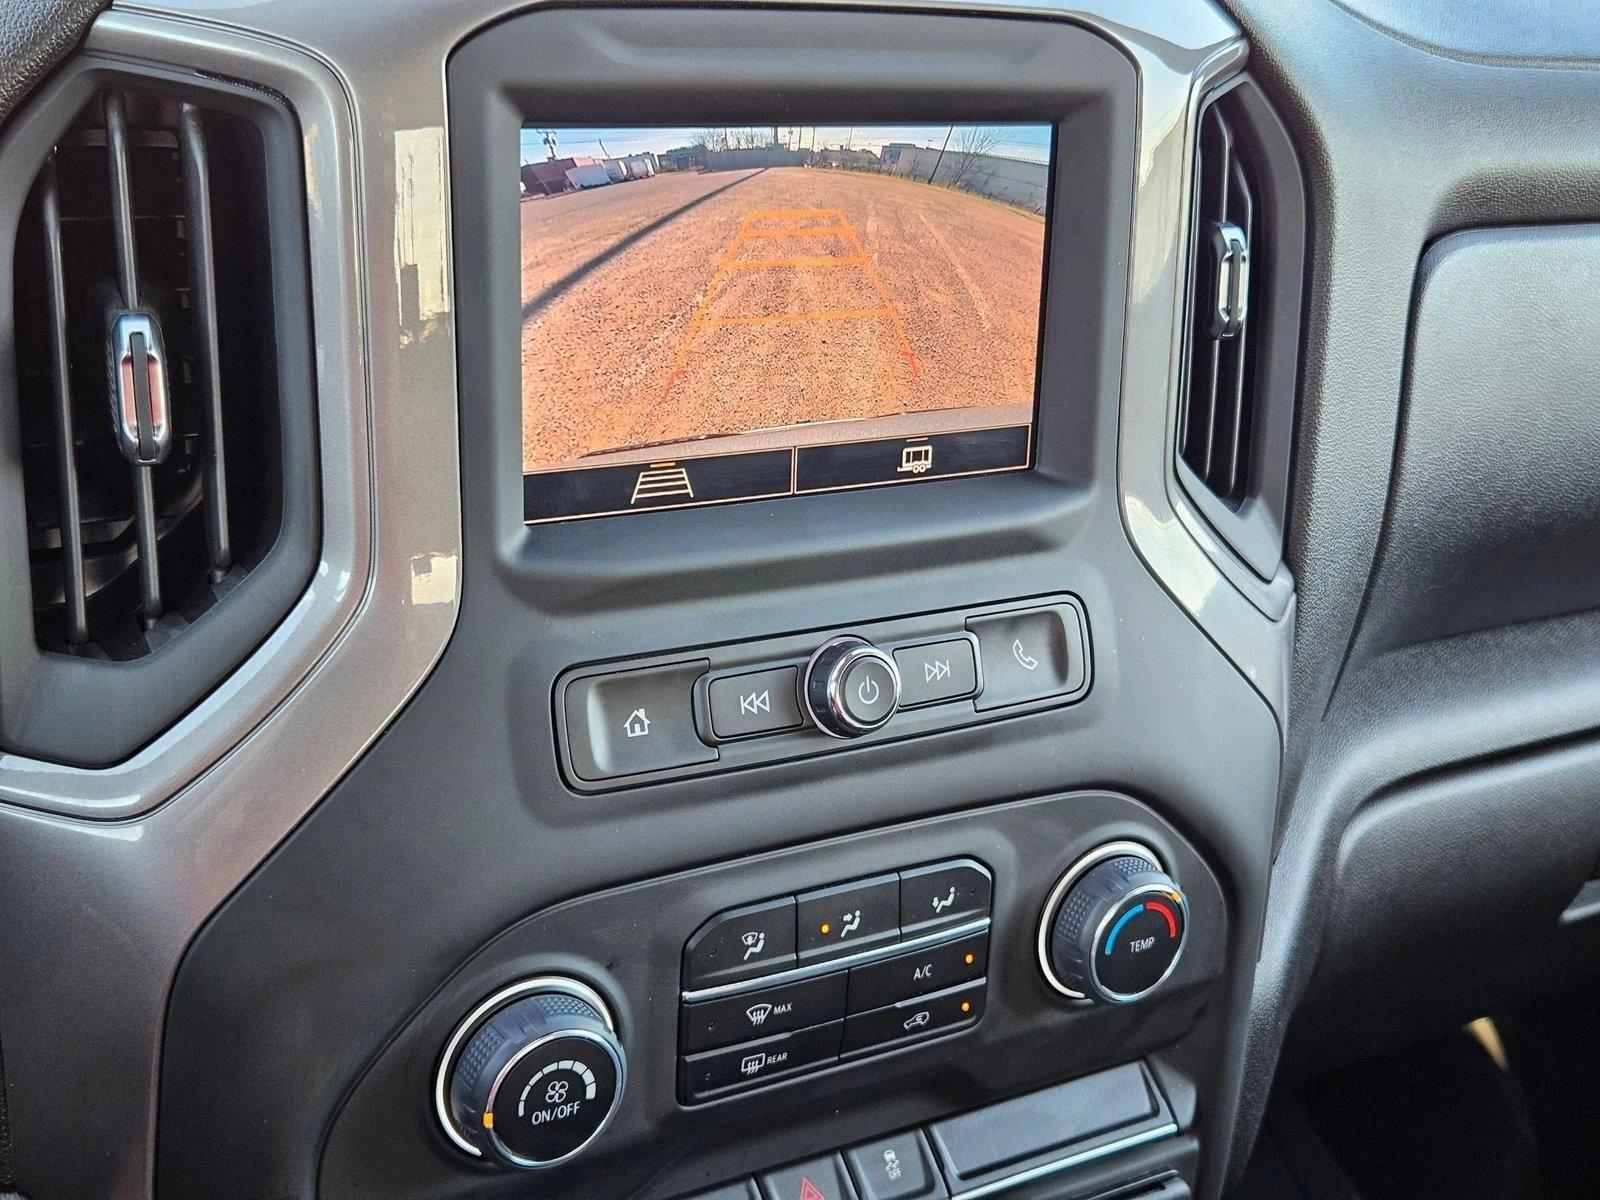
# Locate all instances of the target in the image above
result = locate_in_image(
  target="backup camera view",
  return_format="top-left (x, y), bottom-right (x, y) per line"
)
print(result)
top-left (519, 123), bottom-right (1052, 521)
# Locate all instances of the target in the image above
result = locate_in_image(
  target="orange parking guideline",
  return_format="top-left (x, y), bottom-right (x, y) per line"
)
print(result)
top-left (663, 206), bottom-right (920, 399)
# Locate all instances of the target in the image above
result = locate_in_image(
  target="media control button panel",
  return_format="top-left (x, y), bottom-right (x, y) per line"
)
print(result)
top-left (892, 638), bottom-right (978, 708)
top-left (553, 595), bottom-right (1090, 789)
top-left (562, 660), bottom-right (719, 781)
top-left (708, 667), bottom-right (805, 739)
top-left (678, 859), bottom-right (993, 1102)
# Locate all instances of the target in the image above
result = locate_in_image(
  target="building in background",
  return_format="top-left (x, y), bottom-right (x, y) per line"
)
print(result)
top-left (888, 146), bottom-right (1049, 212)
top-left (565, 161), bottom-right (612, 189)
top-left (657, 145), bottom-right (706, 172)
top-left (602, 152), bottom-right (658, 181)
top-left (815, 146), bottom-right (881, 170)
top-left (704, 145), bottom-right (809, 171)
top-left (520, 156), bottom-right (605, 195)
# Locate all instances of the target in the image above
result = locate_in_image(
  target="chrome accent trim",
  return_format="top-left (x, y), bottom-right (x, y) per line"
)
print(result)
top-left (947, 1121), bottom-right (1181, 1200)
top-left (1087, 880), bottom-right (1189, 1003)
top-left (806, 636), bottom-right (903, 738)
top-left (108, 311), bottom-right (172, 466)
top-left (1209, 220), bottom-right (1249, 338)
top-left (1037, 840), bottom-right (1163, 998)
top-left (683, 917), bottom-right (991, 1002)
top-left (434, 976), bottom-right (618, 1158)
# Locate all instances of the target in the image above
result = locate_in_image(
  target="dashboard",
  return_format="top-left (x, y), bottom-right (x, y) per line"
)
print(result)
top-left (0, 1), bottom-right (1597, 1199)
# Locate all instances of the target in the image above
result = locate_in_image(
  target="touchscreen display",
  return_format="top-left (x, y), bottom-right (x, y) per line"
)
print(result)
top-left (519, 124), bottom-right (1052, 522)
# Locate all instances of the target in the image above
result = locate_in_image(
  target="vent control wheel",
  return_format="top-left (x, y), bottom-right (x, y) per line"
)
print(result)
top-left (1039, 843), bottom-right (1188, 1003)
top-left (437, 977), bottom-right (625, 1169)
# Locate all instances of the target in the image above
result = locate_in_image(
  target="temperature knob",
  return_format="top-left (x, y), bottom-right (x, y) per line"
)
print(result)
top-left (438, 977), bottom-right (625, 1169)
top-left (804, 636), bottom-right (901, 738)
top-left (1040, 845), bottom-right (1188, 1003)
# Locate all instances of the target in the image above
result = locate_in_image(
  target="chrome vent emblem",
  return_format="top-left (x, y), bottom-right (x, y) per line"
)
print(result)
top-left (108, 310), bottom-right (172, 465)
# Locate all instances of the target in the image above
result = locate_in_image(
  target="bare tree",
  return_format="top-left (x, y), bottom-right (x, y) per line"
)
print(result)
top-left (695, 127), bottom-right (731, 152)
top-left (944, 126), bottom-right (1003, 189)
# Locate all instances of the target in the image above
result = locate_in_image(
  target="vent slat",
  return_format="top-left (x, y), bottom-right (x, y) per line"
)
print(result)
top-left (104, 93), bottom-right (140, 309)
top-left (105, 92), bottom-right (165, 626)
top-left (179, 103), bottom-right (232, 578)
top-left (1201, 336), bottom-right (1221, 480)
top-left (1219, 155), bottom-right (1255, 499)
top-left (40, 158), bottom-right (89, 647)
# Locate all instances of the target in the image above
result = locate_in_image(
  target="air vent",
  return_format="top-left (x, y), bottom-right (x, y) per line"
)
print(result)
top-left (1180, 94), bottom-right (1257, 506)
top-left (1174, 79), bottom-right (1304, 586)
top-left (0, 63), bottom-right (319, 766)
top-left (15, 91), bottom-right (267, 656)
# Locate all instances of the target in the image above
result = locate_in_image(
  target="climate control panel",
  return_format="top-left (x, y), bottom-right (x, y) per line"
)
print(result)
top-left (397, 795), bottom-right (1223, 1196)
top-left (554, 596), bottom-right (1091, 790)
top-left (678, 860), bottom-right (994, 1102)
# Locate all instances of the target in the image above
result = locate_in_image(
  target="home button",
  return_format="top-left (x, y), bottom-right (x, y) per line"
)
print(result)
top-left (562, 660), bottom-right (717, 780)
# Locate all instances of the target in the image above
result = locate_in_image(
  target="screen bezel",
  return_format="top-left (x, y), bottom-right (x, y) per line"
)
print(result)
top-left (515, 120), bottom-right (1057, 522)
top-left (449, 5), bottom-right (1136, 601)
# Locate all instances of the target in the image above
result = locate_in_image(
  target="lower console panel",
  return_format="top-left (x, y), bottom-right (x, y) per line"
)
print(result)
top-left (319, 791), bottom-right (1227, 1200)
top-left (700, 1058), bottom-right (1187, 1200)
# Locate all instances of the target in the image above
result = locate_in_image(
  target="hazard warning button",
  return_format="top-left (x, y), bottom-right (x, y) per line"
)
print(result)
top-left (758, 1153), bottom-right (860, 1200)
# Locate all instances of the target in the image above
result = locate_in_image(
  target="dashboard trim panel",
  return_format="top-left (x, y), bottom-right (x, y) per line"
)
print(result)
top-left (0, 0), bottom-right (1285, 1197)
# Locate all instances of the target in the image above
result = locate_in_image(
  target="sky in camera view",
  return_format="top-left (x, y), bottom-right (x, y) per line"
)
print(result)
top-left (519, 124), bottom-right (1052, 165)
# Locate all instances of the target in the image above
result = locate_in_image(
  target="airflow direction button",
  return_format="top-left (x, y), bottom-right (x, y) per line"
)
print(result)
top-left (796, 875), bottom-right (900, 962)
top-left (684, 897), bottom-right (798, 988)
top-left (898, 860), bottom-right (992, 936)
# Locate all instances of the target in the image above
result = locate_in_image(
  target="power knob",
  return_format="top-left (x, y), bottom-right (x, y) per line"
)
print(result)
top-left (436, 977), bottom-right (625, 1169)
top-left (803, 636), bottom-right (901, 738)
top-left (1039, 844), bottom-right (1188, 1003)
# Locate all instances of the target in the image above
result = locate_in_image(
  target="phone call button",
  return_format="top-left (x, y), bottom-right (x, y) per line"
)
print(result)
top-left (967, 603), bottom-right (1087, 711)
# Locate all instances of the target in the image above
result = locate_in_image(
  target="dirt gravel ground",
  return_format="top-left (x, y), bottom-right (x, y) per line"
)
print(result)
top-left (520, 166), bottom-right (1045, 472)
